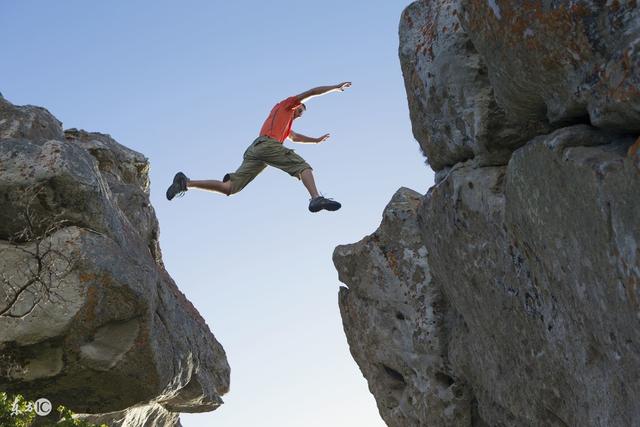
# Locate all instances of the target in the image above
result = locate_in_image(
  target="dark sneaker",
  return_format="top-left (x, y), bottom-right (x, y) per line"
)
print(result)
top-left (166, 172), bottom-right (189, 200)
top-left (309, 196), bottom-right (341, 213)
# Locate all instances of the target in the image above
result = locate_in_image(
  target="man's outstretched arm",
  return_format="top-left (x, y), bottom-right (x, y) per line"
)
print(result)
top-left (295, 82), bottom-right (351, 103)
top-left (289, 130), bottom-right (330, 144)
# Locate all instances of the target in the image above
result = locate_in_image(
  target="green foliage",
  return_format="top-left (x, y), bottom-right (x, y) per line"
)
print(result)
top-left (55, 404), bottom-right (108, 427)
top-left (0, 392), bottom-right (108, 427)
top-left (0, 393), bottom-right (35, 427)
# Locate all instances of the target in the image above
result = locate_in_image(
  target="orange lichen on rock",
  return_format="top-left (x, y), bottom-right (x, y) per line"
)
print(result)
top-left (80, 284), bottom-right (99, 324)
top-left (385, 250), bottom-right (401, 277)
top-left (627, 275), bottom-right (639, 308)
top-left (628, 136), bottom-right (640, 158)
top-left (79, 273), bottom-right (95, 283)
top-left (406, 13), bottom-right (414, 28)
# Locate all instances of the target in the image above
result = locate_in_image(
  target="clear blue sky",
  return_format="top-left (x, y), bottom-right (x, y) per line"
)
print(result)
top-left (2, 1), bottom-right (433, 425)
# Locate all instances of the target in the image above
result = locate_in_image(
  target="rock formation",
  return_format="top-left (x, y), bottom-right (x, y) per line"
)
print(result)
top-left (76, 402), bottom-right (182, 427)
top-left (335, 1), bottom-right (640, 426)
top-left (0, 94), bottom-right (229, 426)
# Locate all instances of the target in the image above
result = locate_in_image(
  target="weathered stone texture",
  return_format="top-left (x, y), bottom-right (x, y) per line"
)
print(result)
top-left (399, 0), bottom-right (548, 171)
top-left (335, 188), bottom-right (474, 427)
top-left (400, 0), bottom-right (640, 170)
top-left (459, 0), bottom-right (640, 132)
top-left (336, 126), bottom-right (640, 426)
top-left (336, 1), bottom-right (640, 425)
top-left (422, 127), bottom-right (639, 426)
top-left (77, 402), bottom-right (183, 427)
top-left (0, 96), bottom-right (229, 425)
top-left (0, 96), bottom-right (64, 142)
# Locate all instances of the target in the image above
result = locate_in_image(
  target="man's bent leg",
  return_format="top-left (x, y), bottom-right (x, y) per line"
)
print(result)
top-left (187, 179), bottom-right (232, 195)
top-left (253, 140), bottom-right (318, 197)
top-left (300, 169), bottom-right (341, 212)
top-left (253, 140), bottom-right (341, 212)
top-left (300, 169), bottom-right (320, 199)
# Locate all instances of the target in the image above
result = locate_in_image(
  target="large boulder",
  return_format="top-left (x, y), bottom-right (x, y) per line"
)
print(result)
top-left (458, 0), bottom-right (640, 132)
top-left (335, 126), bottom-right (640, 426)
top-left (400, 0), bottom-right (640, 171)
top-left (336, 1), bottom-right (640, 424)
top-left (399, 0), bottom-right (549, 171)
top-left (421, 126), bottom-right (640, 426)
top-left (0, 96), bottom-right (64, 142)
top-left (0, 97), bottom-right (230, 424)
top-left (334, 188), bottom-right (474, 427)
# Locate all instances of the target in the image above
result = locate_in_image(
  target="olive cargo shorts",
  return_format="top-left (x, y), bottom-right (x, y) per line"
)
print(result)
top-left (223, 136), bottom-right (312, 195)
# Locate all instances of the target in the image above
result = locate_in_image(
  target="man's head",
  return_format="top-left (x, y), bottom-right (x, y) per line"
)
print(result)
top-left (293, 103), bottom-right (306, 119)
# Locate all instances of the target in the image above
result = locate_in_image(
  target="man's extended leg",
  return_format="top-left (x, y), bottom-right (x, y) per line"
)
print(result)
top-left (166, 172), bottom-right (189, 200)
top-left (166, 140), bottom-right (267, 201)
top-left (187, 179), bottom-right (231, 195)
top-left (166, 172), bottom-right (232, 199)
top-left (300, 169), bottom-right (320, 199)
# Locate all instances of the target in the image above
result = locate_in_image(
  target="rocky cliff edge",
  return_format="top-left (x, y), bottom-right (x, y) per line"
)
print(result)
top-left (0, 94), bottom-right (230, 426)
top-left (334, 2), bottom-right (640, 426)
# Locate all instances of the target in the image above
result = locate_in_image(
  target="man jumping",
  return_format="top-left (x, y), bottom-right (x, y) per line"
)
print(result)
top-left (166, 81), bottom-right (351, 212)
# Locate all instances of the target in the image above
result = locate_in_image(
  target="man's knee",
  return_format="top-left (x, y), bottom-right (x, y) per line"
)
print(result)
top-left (222, 174), bottom-right (234, 196)
top-left (297, 166), bottom-right (313, 179)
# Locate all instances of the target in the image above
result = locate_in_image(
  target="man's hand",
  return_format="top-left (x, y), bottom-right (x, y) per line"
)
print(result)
top-left (290, 130), bottom-right (331, 144)
top-left (336, 82), bottom-right (352, 92)
top-left (315, 133), bottom-right (331, 143)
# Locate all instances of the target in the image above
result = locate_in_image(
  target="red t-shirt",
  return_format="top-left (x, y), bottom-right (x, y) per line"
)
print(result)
top-left (259, 96), bottom-right (302, 143)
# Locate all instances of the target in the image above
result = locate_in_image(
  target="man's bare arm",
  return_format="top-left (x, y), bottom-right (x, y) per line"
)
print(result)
top-left (289, 130), bottom-right (331, 144)
top-left (295, 82), bottom-right (351, 103)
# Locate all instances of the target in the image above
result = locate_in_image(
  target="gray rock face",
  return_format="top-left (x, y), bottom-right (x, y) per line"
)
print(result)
top-left (336, 128), bottom-right (640, 426)
top-left (421, 127), bottom-right (640, 426)
top-left (334, 188), bottom-right (474, 427)
top-left (0, 96), bottom-right (229, 424)
top-left (335, 1), bottom-right (640, 425)
top-left (458, 0), bottom-right (640, 132)
top-left (0, 96), bottom-right (64, 142)
top-left (399, 0), bottom-right (549, 171)
top-left (400, 0), bottom-right (640, 170)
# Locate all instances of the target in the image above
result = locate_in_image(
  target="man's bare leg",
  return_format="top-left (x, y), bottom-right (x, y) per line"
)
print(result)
top-left (187, 179), bottom-right (232, 195)
top-left (301, 169), bottom-right (320, 199)
top-left (304, 168), bottom-right (340, 212)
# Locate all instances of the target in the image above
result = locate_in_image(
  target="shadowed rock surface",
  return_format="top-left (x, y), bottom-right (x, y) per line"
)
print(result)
top-left (336, 1), bottom-right (640, 426)
top-left (459, 0), bottom-right (640, 132)
top-left (0, 94), bottom-right (229, 426)
top-left (76, 402), bottom-right (183, 427)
